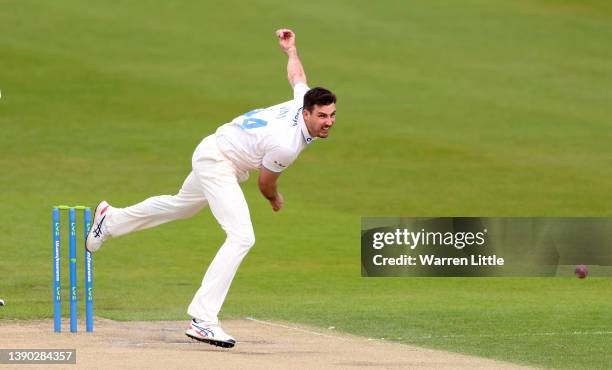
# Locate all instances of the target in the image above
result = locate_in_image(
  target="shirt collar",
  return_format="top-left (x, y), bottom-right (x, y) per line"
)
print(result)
top-left (298, 108), bottom-right (315, 145)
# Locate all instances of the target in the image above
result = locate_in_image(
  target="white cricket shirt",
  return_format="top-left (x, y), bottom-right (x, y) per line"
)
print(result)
top-left (215, 83), bottom-right (314, 173)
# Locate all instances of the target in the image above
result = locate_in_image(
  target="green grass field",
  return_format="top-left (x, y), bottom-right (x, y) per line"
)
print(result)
top-left (1, 1), bottom-right (611, 368)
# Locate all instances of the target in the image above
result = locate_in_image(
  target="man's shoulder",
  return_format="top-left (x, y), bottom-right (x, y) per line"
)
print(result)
top-left (266, 99), bottom-right (302, 114)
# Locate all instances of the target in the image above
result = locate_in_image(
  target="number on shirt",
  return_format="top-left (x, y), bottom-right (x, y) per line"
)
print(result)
top-left (240, 109), bottom-right (267, 129)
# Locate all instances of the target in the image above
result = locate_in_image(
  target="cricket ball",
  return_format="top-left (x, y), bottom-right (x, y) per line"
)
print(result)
top-left (574, 265), bottom-right (588, 279)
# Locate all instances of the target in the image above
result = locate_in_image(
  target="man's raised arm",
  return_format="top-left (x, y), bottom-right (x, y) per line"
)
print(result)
top-left (276, 28), bottom-right (307, 87)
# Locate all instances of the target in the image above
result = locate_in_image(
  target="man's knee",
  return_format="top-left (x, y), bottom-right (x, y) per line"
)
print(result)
top-left (228, 228), bottom-right (255, 248)
top-left (176, 203), bottom-right (205, 219)
top-left (166, 193), bottom-right (206, 219)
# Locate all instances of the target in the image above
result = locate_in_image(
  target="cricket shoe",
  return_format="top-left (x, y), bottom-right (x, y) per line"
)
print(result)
top-left (185, 319), bottom-right (236, 348)
top-left (86, 201), bottom-right (112, 252)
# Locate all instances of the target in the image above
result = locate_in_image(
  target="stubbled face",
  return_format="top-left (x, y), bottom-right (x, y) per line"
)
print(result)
top-left (303, 103), bottom-right (336, 138)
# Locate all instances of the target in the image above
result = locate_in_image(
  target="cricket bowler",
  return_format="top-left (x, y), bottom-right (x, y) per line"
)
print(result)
top-left (85, 28), bottom-right (337, 348)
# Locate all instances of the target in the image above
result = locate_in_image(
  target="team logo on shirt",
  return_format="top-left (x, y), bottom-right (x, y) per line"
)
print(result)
top-left (274, 160), bottom-right (287, 168)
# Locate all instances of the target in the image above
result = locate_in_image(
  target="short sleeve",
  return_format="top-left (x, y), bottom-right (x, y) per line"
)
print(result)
top-left (262, 146), bottom-right (297, 173)
top-left (293, 83), bottom-right (310, 103)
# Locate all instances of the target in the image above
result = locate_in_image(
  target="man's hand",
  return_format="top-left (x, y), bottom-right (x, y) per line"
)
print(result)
top-left (269, 192), bottom-right (284, 212)
top-left (259, 167), bottom-right (284, 212)
top-left (276, 28), bottom-right (296, 54)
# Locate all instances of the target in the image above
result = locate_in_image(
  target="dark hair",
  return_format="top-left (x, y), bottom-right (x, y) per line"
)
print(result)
top-left (303, 87), bottom-right (336, 112)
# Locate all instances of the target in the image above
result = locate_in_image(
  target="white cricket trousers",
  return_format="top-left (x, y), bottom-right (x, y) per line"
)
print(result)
top-left (104, 134), bottom-right (254, 324)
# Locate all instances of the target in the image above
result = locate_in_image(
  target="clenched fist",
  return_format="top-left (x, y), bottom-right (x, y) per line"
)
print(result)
top-left (276, 28), bottom-right (296, 53)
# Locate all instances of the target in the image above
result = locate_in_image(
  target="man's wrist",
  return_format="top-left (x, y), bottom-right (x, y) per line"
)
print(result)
top-left (284, 46), bottom-right (297, 55)
top-left (261, 189), bottom-right (277, 201)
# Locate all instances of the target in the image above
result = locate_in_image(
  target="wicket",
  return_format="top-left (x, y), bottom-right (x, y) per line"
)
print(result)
top-left (52, 205), bottom-right (93, 333)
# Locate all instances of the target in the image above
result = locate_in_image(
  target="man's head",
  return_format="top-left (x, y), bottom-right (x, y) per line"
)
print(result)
top-left (303, 87), bottom-right (336, 139)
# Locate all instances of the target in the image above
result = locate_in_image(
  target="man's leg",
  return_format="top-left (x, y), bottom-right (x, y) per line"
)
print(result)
top-left (186, 144), bottom-right (255, 324)
top-left (104, 172), bottom-right (208, 237)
